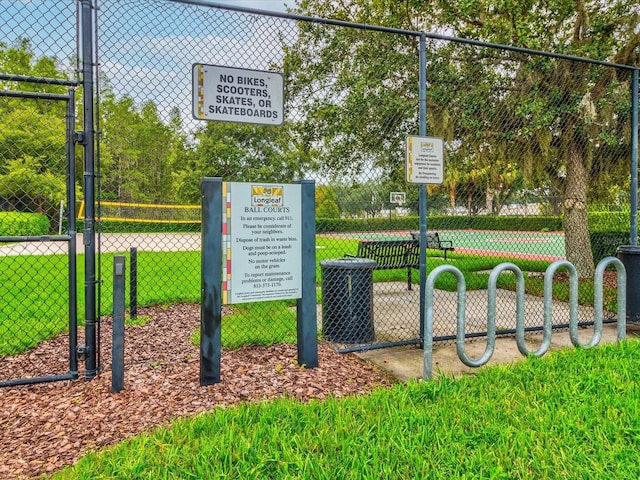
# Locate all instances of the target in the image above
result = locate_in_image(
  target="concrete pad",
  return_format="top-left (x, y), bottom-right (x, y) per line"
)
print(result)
top-left (369, 283), bottom-right (604, 343)
top-left (353, 282), bottom-right (637, 382)
top-left (357, 324), bottom-right (639, 382)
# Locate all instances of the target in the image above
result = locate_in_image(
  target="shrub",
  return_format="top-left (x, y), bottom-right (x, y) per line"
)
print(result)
top-left (0, 211), bottom-right (50, 236)
top-left (587, 211), bottom-right (636, 262)
top-left (590, 231), bottom-right (632, 262)
top-left (316, 215), bottom-right (563, 233)
top-left (0, 157), bottom-right (67, 228)
top-left (588, 211), bottom-right (630, 232)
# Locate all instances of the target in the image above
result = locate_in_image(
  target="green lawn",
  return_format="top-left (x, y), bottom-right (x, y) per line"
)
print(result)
top-left (50, 340), bottom-right (640, 479)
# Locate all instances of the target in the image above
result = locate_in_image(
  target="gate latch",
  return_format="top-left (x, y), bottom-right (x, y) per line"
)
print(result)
top-left (76, 344), bottom-right (89, 361)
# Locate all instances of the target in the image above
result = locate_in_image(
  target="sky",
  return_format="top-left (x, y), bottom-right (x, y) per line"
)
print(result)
top-left (0, 0), bottom-right (298, 126)
top-left (211, 1), bottom-right (291, 14)
top-left (94, 0), bottom-right (300, 126)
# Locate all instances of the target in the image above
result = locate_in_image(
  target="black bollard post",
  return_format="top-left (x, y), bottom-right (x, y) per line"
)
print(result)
top-left (112, 255), bottom-right (125, 393)
top-left (129, 247), bottom-right (137, 322)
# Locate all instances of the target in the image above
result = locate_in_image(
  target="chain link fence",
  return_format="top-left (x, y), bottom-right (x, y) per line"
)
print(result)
top-left (93, 0), bottom-right (634, 358)
top-left (1, 0), bottom-right (636, 382)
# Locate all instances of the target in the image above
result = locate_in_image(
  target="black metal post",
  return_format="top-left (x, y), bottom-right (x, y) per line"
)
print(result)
top-left (296, 180), bottom-right (318, 368)
top-left (112, 256), bottom-right (125, 393)
top-left (81, 0), bottom-right (97, 380)
top-left (200, 177), bottom-right (223, 385)
top-left (630, 69), bottom-right (638, 246)
top-left (129, 247), bottom-right (137, 321)
top-left (66, 89), bottom-right (78, 379)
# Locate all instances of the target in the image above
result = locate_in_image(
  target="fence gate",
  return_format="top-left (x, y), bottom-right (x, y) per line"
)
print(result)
top-left (0, 76), bottom-right (79, 387)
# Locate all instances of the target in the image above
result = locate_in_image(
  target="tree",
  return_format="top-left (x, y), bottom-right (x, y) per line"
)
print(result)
top-left (0, 39), bottom-right (69, 176)
top-left (284, 2), bottom-right (423, 179)
top-left (0, 157), bottom-right (66, 229)
top-left (0, 39), bottom-right (74, 231)
top-left (99, 92), bottom-right (182, 203)
top-left (289, 0), bottom-right (640, 276)
top-left (315, 185), bottom-right (340, 218)
top-left (432, 0), bottom-right (639, 276)
top-left (173, 121), bottom-right (309, 204)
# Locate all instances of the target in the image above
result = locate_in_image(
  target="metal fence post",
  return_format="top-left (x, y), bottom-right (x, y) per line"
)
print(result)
top-left (66, 88), bottom-right (79, 379)
top-left (112, 256), bottom-right (125, 393)
top-left (130, 247), bottom-right (137, 321)
top-left (418, 33), bottom-right (428, 343)
top-left (80, 0), bottom-right (98, 380)
top-left (630, 68), bottom-right (638, 247)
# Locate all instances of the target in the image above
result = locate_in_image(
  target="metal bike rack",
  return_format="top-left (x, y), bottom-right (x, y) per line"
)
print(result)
top-left (423, 264), bottom-right (465, 380)
top-left (580, 257), bottom-right (626, 347)
top-left (423, 258), bottom-right (627, 380)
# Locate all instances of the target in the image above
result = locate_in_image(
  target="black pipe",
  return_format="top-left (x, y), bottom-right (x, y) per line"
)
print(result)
top-left (129, 247), bottom-right (137, 321)
top-left (81, 0), bottom-right (97, 380)
top-left (0, 373), bottom-right (77, 388)
top-left (0, 73), bottom-right (78, 86)
top-left (66, 88), bottom-right (79, 379)
top-left (0, 90), bottom-right (72, 101)
top-left (336, 319), bottom-right (618, 354)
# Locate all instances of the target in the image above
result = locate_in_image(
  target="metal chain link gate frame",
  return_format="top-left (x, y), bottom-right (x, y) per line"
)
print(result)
top-left (0, 76), bottom-right (79, 387)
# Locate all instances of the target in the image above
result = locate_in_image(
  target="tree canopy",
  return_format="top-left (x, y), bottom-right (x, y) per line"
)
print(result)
top-left (287, 0), bottom-right (640, 276)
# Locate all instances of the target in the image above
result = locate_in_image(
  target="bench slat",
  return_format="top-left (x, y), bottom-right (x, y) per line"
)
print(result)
top-left (351, 239), bottom-right (420, 290)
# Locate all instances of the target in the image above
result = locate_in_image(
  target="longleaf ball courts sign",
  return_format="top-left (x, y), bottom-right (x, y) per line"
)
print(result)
top-left (193, 64), bottom-right (284, 125)
top-left (222, 182), bottom-right (302, 304)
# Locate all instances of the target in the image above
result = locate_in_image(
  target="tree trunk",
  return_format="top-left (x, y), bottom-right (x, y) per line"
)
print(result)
top-left (449, 184), bottom-right (456, 215)
top-left (486, 188), bottom-right (494, 215)
top-left (563, 138), bottom-right (594, 278)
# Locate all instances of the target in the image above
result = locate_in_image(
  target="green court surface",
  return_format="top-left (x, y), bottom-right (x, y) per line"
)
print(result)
top-left (332, 230), bottom-right (565, 259)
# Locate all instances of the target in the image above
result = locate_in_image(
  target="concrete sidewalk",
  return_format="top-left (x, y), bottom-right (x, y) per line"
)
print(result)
top-left (354, 282), bottom-right (637, 381)
top-left (357, 323), bottom-right (639, 382)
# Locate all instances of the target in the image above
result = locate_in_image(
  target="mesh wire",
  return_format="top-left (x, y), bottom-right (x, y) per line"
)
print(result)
top-left (0, 0), bottom-right (634, 379)
top-left (93, 0), bottom-right (630, 358)
top-left (0, 1), bottom-right (77, 382)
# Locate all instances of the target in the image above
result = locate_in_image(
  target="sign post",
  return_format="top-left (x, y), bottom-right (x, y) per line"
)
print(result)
top-left (200, 178), bottom-right (223, 386)
top-left (201, 178), bottom-right (317, 385)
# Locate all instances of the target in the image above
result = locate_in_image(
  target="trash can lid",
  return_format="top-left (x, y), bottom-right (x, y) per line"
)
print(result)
top-left (320, 257), bottom-right (377, 269)
top-left (616, 245), bottom-right (640, 254)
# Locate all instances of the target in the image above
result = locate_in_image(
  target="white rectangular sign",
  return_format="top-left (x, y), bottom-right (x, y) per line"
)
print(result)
top-left (193, 64), bottom-right (284, 125)
top-left (406, 136), bottom-right (445, 184)
top-left (223, 182), bottom-right (302, 304)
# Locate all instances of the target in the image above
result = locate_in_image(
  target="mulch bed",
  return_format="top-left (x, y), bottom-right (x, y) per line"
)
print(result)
top-left (0, 304), bottom-right (395, 479)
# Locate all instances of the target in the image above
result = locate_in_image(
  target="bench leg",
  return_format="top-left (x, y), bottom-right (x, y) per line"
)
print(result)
top-left (444, 250), bottom-right (447, 260)
top-left (407, 267), bottom-right (412, 290)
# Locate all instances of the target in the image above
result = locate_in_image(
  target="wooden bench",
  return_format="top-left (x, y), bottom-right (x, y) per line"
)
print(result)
top-left (347, 239), bottom-right (420, 290)
top-left (410, 231), bottom-right (455, 259)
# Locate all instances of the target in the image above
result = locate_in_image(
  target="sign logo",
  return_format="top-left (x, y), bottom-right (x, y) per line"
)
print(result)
top-left (420, 141), bottom-right (435, 152)
top-left (251, 185), bottom-right (284, 206)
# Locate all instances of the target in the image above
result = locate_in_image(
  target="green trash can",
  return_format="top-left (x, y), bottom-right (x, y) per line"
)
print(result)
top-left (617, 245), bottom-right (640, 325)
top-left (320, 258), bottom-right (376, 343)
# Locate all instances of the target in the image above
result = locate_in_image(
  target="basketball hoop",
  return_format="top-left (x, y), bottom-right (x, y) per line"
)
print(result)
top-left (390, 191), bottom-right (406, 206)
